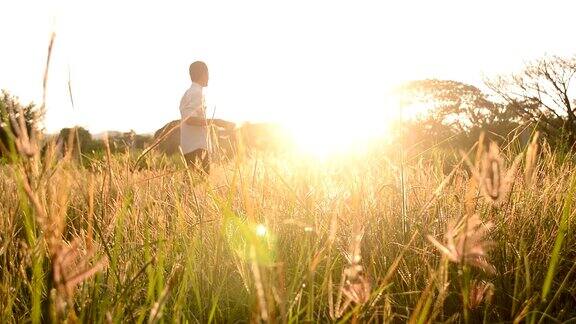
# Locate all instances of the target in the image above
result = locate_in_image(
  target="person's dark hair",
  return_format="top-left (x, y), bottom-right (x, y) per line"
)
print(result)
top-left (189, 61), bottom-right (208, 83)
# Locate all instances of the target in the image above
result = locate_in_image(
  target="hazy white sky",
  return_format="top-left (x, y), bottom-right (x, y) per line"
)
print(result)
top-left (1, 0), bottom-right (576, 135)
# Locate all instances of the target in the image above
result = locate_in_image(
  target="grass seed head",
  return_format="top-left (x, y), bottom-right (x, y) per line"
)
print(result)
top-left (470, 142), bottom-right (522, 206)
top-left (524, 132), bottom-right (539, 184)
top-left (427, 214), bottom-right (496, 273)
top-left (52, 238), bottom-right (108, 312)
top-left (468, 280), bottom-right (494, 309)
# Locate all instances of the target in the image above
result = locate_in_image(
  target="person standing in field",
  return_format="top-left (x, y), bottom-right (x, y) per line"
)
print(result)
top-left (179, 61), bottom-right (234, 175)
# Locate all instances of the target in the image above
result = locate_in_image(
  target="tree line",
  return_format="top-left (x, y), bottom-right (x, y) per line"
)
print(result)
top-left (2, 54), bottom-right (576, 160)
top-left (397, 55), bottom-right (576, 150)
top-left (0, 90), bottom-right (150, 160)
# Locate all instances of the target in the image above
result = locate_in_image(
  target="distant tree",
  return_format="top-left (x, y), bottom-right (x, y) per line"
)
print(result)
top-left (397, 80), bottom-right (520, 147)
top-left (58, 126), bottom-right (93, 153)
top-left (399, 80), bottom-right (513, 132)
top-left (106, 130), bottom-right (150, 152)
top-left (151, 120), bottom-right (288, 159)
top-left (0, 90), bottom-right (42, 158)
top-left (133, 133), bottom-right (152, 149)
top-left (153, 120), bottom-right (181, 155)
top-left (388, 116), bottom-right (457, 151)
top-left (485, 55), bottom-right (576, 145)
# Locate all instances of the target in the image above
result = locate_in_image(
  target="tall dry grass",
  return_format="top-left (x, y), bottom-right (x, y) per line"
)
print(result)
top-left (1, 117), bottom-right (576, 323)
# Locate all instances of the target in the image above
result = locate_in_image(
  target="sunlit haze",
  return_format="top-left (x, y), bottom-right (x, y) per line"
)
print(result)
top-left (1, 0), bottom-right (576, 149)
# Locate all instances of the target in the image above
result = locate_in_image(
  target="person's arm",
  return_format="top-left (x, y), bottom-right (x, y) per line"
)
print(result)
top-left (184, 117), bottom-right (235, 129)
top-left (184, 116), bottom-right (208, 126)
top-left (212, 119), bottom-right (236, 129)
top-left (180, 86), bottom-right (208, 127)
top-left (180, 87), bottom-right (235, 128)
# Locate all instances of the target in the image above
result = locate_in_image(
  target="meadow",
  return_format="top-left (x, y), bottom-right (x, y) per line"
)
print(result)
top-left (1, 130), bottom-right (576, 323)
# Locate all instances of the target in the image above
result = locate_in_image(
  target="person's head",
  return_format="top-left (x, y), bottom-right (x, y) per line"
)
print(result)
top-left (189, 61), bottom-right (209, 87)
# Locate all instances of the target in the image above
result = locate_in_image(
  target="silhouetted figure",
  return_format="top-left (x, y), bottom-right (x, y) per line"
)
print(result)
top-left (179, 61), bottom-right (234, 175)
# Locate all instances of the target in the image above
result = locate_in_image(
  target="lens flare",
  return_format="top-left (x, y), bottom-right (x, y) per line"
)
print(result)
top-left (255, 224), bottom-right (267, 237)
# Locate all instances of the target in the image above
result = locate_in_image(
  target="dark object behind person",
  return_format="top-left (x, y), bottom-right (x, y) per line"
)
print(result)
top-left (184, 148), bottom-right (210, 174)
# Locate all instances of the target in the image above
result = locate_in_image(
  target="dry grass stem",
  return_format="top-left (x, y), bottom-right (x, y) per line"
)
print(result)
top-left (427, 214), bottom-right (496, 273)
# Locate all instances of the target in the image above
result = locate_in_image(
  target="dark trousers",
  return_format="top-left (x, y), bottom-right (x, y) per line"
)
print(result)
top-left (184, 149), bottom-right (210, 175)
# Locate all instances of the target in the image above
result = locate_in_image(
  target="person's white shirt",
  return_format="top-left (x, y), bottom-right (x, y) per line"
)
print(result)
top-left (179, 82), bottom-right (210, 154)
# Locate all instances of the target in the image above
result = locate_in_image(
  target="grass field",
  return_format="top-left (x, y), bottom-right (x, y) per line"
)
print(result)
top-left (1, 132), bottom-right (576, 323)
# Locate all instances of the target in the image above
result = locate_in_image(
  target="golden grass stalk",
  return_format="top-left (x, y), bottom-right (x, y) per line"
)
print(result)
top-left (468, 280), bottom-right (494, 310)
top-left (9, 80), bottom-right (108, 320)
top-left (331, 225), bottom-right (371, 319)
top-left (427, 214), bottom-right (496, 274)
top-left (464, 142), bottom-right (522, 206)
top-left (524, 132), bottom-right (539, 184)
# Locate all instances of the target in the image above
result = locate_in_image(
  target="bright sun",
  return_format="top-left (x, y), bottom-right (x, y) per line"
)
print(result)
top-left (282, 113), bottom-right (392, 158)
top-left (273, 92), bottom-right (401, 158)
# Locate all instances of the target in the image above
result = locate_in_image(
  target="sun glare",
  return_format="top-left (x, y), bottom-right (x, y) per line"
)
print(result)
top-left (274, 93), bottom-right (402, 158)
top-left (255, 224), bottom-right (267, 237)
top-left (283, 113), bottom-right (392, 158)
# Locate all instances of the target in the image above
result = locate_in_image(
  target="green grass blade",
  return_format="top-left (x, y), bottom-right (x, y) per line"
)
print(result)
top-left (541, 174), bottom-right (576, 302)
